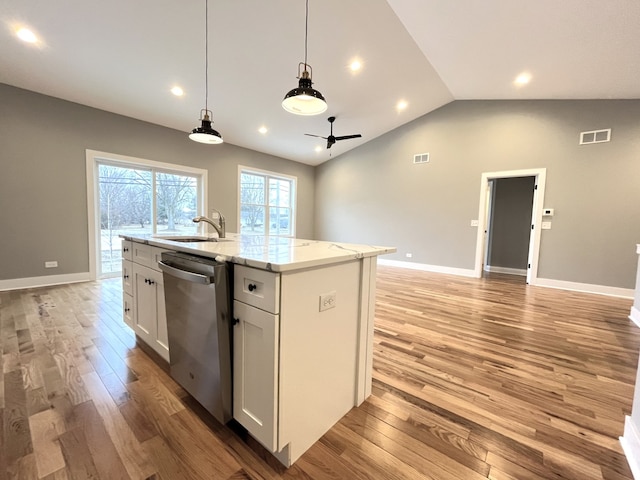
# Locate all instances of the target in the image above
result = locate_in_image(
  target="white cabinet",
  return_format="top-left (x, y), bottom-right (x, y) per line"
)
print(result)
top-left (232, 300), bottom-right (279, 451)
top-left (233, 265), bottom-right (281, 451)
top-left (122, 241), bottom-right (170, 362)
top-left (232, 261), bottom-right (365, 467)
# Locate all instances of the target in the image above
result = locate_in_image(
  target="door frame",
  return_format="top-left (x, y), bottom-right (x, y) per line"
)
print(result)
top-left (473, 168), bottom-right (546, 284)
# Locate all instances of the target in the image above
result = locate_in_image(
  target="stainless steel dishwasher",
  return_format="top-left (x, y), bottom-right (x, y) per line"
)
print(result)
top-left (158, 251), bottom-right (232, 424)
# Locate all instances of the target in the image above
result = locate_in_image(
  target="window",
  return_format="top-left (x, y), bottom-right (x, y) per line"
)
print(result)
top-left (87, 150), bottom-right (207, 278)
top-left (238, 166), bottom-right (296, 237)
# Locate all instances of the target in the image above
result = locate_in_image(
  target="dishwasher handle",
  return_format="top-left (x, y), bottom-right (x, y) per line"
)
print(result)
top-left (158, 261), bottom-right (212, 285)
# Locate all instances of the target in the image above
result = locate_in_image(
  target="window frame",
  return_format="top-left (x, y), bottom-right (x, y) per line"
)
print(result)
top-left (237, 165), bottom-right (297, 237)
top-left (86, 150), bottom-right (208, 279)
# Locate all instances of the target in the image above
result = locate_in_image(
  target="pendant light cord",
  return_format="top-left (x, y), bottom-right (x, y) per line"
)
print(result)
top-left (205, 0), bottom-right (209, 112)
top-left (304, 0), bottom-right (309, 67)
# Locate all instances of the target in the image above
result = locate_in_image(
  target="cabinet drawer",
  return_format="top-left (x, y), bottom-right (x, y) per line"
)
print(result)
top-left (132, 242), bottom-right (153, 267)
top-left (122, 260), bottom-right (133, 295)
top-left (123, 292), bottom-right (134, 329)
top-left (150, 246), bottom-right (170, 272)
top-left (234, 265), bottom-right (280, 314)
top-left (122, 239), bottom-right (133, 261)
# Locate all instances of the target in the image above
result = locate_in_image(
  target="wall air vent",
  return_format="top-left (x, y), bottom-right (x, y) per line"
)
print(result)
top-left (580, 128), bottom-right (611, 145)
top-left (413, 153), bottom-right (430, 164)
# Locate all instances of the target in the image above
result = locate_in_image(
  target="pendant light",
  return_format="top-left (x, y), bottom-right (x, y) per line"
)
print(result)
top-left (189, 0), bottom-right (223, 144)
top-left (282, 0), bottom-right (327, 116)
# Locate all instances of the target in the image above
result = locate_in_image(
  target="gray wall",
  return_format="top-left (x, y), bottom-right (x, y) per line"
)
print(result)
top-left (487, 176), bottom-right (535, 270)
top-left (0, 84), bottom-right (315, 281)
top-left (315, 100), bottom-right (640, 289)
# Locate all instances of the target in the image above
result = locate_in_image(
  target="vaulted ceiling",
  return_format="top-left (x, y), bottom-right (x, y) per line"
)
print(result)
top-left (1, 0), bottom-right (638, 165)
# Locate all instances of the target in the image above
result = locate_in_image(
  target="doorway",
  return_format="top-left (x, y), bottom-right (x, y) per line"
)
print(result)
top-left (474, 168), bottom-right (546, 285)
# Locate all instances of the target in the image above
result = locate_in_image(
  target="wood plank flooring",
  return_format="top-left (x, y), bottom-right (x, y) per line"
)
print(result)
top-left (1, 267), bottom-right (638, 479)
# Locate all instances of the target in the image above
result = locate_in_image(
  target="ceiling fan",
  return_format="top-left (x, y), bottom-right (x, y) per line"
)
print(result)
top-left (305, 116), bottom-right (362, 149)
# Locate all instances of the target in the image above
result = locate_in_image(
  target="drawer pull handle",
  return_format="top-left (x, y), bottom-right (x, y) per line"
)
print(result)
top-left (124, 307), bottom-right (130, 313)
top-left (123, 274), bottom-right (129, 279)
top-left (123, 247), bottom-right (129, 252)
top-left (247, 283), bottom-right (257, 292)
top-left (144, 278), bottom-right (155, 285)
top-left (232, 318), bottom-right (240, 326)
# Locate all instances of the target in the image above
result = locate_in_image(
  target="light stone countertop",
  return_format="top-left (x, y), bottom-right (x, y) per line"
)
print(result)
top-left (121, 233), bottom-right (396, 272)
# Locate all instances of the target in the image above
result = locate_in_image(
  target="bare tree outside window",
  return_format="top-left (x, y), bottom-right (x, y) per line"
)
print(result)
top-left (97, 163), bottom-right (201, 277)
top-left (239, 169), bottom-right (295, 236)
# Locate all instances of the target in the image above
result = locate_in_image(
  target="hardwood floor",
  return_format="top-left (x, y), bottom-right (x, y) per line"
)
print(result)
top-left (1, 267), bottom-right (637, 479)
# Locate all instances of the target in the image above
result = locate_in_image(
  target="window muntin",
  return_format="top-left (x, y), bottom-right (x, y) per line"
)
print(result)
top-left (95, 158), bottom-right (204, 277)
top-left (239, 167), bottom-right (295, 237)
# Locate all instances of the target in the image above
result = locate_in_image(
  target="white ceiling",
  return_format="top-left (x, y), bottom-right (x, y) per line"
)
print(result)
top-left (1, 0), bottom-right (638, 166)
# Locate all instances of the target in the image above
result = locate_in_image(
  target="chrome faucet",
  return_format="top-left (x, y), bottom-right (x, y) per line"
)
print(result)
top-left (193, 209), bottom-right (226, 238)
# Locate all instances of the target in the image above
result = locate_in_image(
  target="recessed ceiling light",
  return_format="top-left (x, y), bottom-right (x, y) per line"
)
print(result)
top-left (16, 27), bottom-right (38, 44)
top-left (396, 100), bottom-right (408, 111)
top-left (350, 60), bottom-right (362, 72)
top-left (315, 146), bottom-right (322, 153)
top-left (514, 72), bottom-right (532, 86)
top-left (170, 86), bottom-right (184, 96)
top-left (258, 126), bottom-right (268, 134)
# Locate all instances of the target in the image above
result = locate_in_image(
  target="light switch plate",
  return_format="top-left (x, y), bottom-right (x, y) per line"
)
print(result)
top-left (471, 220), bottom-right (479, 226)
top-left (541, 222), bottom-right (552, 230)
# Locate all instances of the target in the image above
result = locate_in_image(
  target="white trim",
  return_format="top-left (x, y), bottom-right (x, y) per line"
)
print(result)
top-left (484, 265), bottom-right (527, 276)
top-left (237, 164), bottom-right (297, 237)
top-left (85, 149), bottom-right (208, 280)
top-left (378, 260), bottom-right (633, 298)
top-left (621, 416), bottom-right (640, 480)
top-left (474, 168), bottom-right (546, 285)
top-left (536, 277), bottom-right (633, 299)
top-left (630, 307), bottom-right (640, 328)
top-left (0, 272), bottom-right (91, 292)
top-left (377, 259), bottom-right (476, 278)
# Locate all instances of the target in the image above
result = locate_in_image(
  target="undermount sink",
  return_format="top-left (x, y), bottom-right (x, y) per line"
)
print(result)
top-left (156, 236), bottom-right (231, 243)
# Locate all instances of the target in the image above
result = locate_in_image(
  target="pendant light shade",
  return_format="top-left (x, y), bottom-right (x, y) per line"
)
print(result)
top-left (190, 0), bottom-right (223, 144)
top-left (282, 64), bottom-right (327, 116)
top-left (189, 109), bottom-right (223, 144)
top-left (282, 0), bottom-right (327, 115)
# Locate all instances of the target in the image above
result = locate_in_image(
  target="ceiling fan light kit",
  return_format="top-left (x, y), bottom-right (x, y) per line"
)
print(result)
top-left (190, 0), bottom-right (223, 145)
top-left (282, 0), bottom-right (327, 116)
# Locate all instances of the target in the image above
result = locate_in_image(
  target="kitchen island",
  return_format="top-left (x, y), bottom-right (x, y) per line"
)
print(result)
top-left (120, 232), bottom-right (395, 467)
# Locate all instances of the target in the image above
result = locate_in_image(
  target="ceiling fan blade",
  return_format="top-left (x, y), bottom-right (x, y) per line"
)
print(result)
top-left (304, 134), bottom-right (327, 139)
top-left (334, 134), bottom-right (362, 141)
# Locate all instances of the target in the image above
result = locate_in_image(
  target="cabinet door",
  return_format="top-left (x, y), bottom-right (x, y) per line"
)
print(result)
top-left (233, 300), bottom-right (279, 452)
top-left (150, 268), bottom-right (169, 362)
top-left (132, 263), bottom-right (156, 346)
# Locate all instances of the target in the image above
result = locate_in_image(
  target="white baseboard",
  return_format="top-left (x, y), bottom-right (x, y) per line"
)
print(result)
top-left (630, 306), bottom-right (640, 328)
top-left (535, 277), bottom-right (633, 299)
top-left (484, 265), bottom-right (527, 276)
top-left (621, 416), bottom-right (640, 480)
top-left (0, 272), bottom-right (92, 292)
top-left (377, 259), bottom-right (476, 278)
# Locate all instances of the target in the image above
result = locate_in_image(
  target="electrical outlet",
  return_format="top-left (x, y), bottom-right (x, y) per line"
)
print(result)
top-left (45, 261), bottom-right (58, 268)
top-left (541, 222), bottom-right (552, 230)
top-left (406, 253), bottom-right (412, 258)
top-left (471, 219), bottom-right (479, 227)
top-left (319, 291), bottom-right (336, 312)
